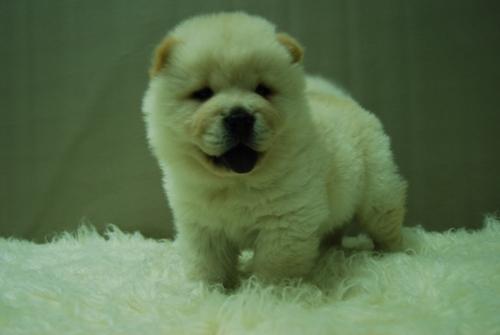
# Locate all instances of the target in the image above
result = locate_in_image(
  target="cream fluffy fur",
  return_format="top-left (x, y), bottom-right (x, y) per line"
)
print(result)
top-left (1, 219), bottom-right (500, 334)
top-left (142, 12), bottom-right (407, 286)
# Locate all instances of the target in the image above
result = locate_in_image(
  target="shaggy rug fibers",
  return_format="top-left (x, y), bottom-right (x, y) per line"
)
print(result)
top-left (1, 218), bottom-right (500, 335)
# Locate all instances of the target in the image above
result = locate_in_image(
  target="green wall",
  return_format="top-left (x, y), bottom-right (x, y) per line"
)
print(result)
top-left (1, 0), bottom-right (499, 240)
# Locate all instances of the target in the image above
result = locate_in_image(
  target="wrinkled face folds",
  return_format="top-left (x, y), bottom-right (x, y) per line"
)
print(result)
top-left (189, 82), bottom-right (279, 174)
top-left (145, 16), bottom-right (306, 176)
top-left (176, 54), bottom-right (287, 174)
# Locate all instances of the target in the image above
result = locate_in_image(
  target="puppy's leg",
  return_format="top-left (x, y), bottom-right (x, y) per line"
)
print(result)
top-left (251, 227), bottom-right (320, 282)
top-left (357, 165), bottom-right (406, 251)
top-left (358, 205), bottom-right (405, 251)
top-left (177, 225), bottom-right (238, 288)
top-left (357, 120), bottom-right (407, 251)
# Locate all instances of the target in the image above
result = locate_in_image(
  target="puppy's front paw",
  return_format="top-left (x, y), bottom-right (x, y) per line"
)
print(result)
top-left (177, 229), bottom-right (239, 288)
top-left (250, 234), bottom-right (320, 283)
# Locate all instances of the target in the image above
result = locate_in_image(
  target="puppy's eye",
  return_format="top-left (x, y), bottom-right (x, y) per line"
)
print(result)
top-left (255, 83), bottom-right (273, 99)
top-left (190, 87), bottom-right (214, 102)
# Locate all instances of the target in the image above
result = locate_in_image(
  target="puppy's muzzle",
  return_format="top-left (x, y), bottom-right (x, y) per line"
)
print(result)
top-left (211, 107), bottom-right (260, 174)
top-left (223, 107), bottom-right (255, 143)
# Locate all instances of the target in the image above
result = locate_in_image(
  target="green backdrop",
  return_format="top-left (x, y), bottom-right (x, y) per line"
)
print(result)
top-left (1, 0), bottom-right (499, 240)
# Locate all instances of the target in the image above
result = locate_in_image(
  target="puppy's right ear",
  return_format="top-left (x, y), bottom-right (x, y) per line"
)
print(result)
top-left (149, 36), bottom-right (177, 78)
top-left (276, 33), bottom-right (304, 64)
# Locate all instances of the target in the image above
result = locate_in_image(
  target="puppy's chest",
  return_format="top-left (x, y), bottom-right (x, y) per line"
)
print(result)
top-left (208, 188), bottom-right (276, 221)
top-left (201, 186), bottom-right (292, 240)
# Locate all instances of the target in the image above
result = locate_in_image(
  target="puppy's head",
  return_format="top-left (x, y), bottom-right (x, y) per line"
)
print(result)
top-left (143, 13), bottom-right (306, 176)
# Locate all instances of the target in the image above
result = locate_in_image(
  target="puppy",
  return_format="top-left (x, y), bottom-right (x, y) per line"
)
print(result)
top-left (142, 12), bottom-right (407, 287)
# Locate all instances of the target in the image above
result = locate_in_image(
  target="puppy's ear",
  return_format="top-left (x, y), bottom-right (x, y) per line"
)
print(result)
top-left (149, 36), bottom-right (177, 78)
top-left (276, 33), bottom-right (304, 64)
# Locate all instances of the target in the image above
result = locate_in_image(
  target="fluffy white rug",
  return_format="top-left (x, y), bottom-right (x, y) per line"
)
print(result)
top-left (1, 218), bottom-right (500, 335)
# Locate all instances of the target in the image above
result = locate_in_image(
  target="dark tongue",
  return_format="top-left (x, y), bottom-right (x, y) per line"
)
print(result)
top-left (216, 144), bottom-right (258, 174)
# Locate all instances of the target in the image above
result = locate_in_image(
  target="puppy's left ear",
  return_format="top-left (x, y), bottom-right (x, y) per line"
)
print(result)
top-left (277, 33), bottom-right (304, 64)
top-left (149, 36), bottom-right (177, 78)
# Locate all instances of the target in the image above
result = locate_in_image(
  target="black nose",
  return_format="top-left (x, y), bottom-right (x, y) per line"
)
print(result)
top-left (223, 107), bottom-right (255, 141)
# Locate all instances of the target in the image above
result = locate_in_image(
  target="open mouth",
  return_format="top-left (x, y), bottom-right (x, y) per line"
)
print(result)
top-left (209, 144), bottom-right (260, 174)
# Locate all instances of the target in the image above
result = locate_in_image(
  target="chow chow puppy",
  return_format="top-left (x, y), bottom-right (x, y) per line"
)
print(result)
top-left (142, 12), bottom-right (407, 287)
